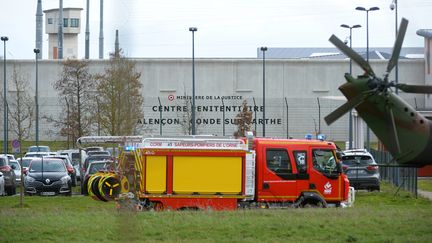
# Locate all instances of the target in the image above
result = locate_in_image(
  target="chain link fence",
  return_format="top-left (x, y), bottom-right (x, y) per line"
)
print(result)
top-left (371, 149), bottom-right (418, 197)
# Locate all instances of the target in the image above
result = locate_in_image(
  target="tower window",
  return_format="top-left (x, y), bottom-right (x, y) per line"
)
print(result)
top-left (70, 18), bottom-right (79, 28)
top-left (48, 18), bottom-right (53, 24)
top-left (63, 18), bottom-right (68, 27)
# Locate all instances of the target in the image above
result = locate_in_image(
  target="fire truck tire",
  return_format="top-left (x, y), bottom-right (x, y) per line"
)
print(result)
top-left (98, 175), bottom-right (121, 201)
top-left (298, 192), bottom-right (327, 208)
top-left (153, 202), bottom-right (164, 211)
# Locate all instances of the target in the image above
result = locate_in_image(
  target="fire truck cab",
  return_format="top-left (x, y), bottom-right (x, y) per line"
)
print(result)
top-left (252, 137), bottom-right (349, 207)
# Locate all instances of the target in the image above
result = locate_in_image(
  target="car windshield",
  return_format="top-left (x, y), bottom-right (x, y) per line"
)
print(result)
top-left (47, 157), bottom-right (70, 166)
top-left (88, 151), bottom-right (110, 156)
top-left (21, 158), bottom-right (34, 168)
top-left (342, 155), bottom-right (374, 166)
top-left (0, 158), bottom-right (6, 166)
top-left (25, 153), bottom-right (47, 158)
top-left (89, 163), bottom-right (112, 174)
top-left (30, 160), bottom-right (66, 172)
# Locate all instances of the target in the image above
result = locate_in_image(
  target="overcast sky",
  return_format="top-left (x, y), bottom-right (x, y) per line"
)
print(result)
top-left (0, 0), bottom-right (431, 59)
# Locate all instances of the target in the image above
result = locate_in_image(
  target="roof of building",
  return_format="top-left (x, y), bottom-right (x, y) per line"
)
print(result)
top-left (43, 7), bottom-right (83, 13)
top-left (257, 47), bottom-right (424, 59)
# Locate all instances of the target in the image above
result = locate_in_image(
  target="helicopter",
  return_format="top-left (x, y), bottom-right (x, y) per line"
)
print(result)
top-left (325, 18), bottom-right (432, 167)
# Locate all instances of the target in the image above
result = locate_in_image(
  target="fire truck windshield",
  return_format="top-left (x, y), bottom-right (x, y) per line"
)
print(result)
top-left (312, 149), bottom-right (340, 178)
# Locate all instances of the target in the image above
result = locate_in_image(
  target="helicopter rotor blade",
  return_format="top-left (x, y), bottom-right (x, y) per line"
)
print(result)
top-left (395, 83), bottom-right (432, 94)
top-left (324, 91), bottom-right (374, 125)
top-left (329, 34), bottom-right (375, 77)
top-left (386, 104), bottom-right (401, 155)
top-left (386, 18), bottom-right (408, 74)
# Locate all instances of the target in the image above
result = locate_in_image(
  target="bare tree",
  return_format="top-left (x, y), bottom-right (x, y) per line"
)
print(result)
top-left (6, 64), bottom-right (34, 152)
top-left (95, 50), bottom-right (144, 135)
top-left (233, 100), bottom-right (253, 138)
top-left (50, 59), bottom-right (95, 143)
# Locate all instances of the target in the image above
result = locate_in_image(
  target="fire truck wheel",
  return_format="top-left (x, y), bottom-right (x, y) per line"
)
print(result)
top-left (300, 199), bottom-right (327, 208)
top-left (153, 202), bottom-right (164, 211)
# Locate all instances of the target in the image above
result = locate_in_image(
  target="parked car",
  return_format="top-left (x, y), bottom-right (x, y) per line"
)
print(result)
top-left (28, 145), bottom-right (51, 152)
top-left (9, 160), bottom-right (22, 184)
top-left (82, 155), bottom-right (114, 176)
top-left (44, 155), bottom-right (77, 186)
top-left (0, 155), bottom-right (17, 195)
top-left (24, 152), bottom-right (53, 158)
top-left (6, 154), bottom-right (16, 161)
top-left (0, 172), bottom-right (5, 196)
top-left (24, 158), bottom-right (72, 196)
top-left (18, 157), bottom-right (38, 173)
top-left (84, 146), bottom-right (104, 153)
top-left (87, 150), bottom-right (111, 157)
top-left (341, 149), bottom-right (380, 191)
top-left (57, 149), bottom-right (87, 181)
top-left (81, 160), bottom-right (114, 195)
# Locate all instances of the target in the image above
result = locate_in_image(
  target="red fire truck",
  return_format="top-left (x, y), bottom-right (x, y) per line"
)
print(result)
top-left (86, 133), bottom-right (352, 210)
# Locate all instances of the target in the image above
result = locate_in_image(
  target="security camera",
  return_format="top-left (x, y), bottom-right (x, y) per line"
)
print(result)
top-left (343, 37), bottom-right (349, 45)
top-left (390, 3), bottom-right (395, 10)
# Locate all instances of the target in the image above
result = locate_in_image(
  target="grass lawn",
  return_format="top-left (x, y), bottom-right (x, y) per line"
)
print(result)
top-left (1, 182), bottom-right (432, 242)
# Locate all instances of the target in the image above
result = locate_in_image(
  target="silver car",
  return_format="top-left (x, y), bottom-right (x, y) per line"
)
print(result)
top-left (0, 172), bottom-right (5, 196)
top-left (9, 160), bottom-right (22, 183)
top-left (341, 149), bottom-right (380, 191)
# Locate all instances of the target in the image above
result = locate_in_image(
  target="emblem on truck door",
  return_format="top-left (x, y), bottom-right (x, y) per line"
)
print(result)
top-left (324, 182), bottom-right (332, 194)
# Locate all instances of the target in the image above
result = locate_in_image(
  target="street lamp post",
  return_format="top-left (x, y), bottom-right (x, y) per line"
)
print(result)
top-left (260, 47), bottom-right (267, 137)
top-left (390, 0), bottom-right (399, 94)
top-left (1, 36), bottom-right (8, 155)
top-left (189, 27), bottom-right (197, 135)
top-left (34, 48), bottom-right (40, 151)
top-left (355, 6), bottom-right (379, 151)
top-left (340, 24), bottom-right (361, 150)
top-left (355, 6), bottom-right (379, 63)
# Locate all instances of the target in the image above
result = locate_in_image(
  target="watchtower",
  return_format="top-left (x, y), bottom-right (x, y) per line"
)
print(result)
top-left (44, 7), bottom-right (83, 59)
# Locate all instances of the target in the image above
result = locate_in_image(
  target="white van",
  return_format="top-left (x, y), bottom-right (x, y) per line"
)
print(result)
top-left (56, 149), bottom-right (87, 180)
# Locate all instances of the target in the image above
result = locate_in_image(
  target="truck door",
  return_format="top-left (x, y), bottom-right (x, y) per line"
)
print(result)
top-left (261, 148), bottom-right (298, 201)
top-left (309, 148), bottom-right (343, 201)
top-left (293, 150), bottom-right (309, 190)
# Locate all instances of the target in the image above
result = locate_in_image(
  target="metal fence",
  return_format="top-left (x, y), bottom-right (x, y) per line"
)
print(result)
top-left (370, 149), bottom-right (418, 197)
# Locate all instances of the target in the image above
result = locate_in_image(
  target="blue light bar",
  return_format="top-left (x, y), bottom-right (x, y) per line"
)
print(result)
top-left (317, 134), bottom-right (326, 141)
top-left (124, 146), bottom-right (135, 151)
top-left (305, 134), bottom-right (313, 140)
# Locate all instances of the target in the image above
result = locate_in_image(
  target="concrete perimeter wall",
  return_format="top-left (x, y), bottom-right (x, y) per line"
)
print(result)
top-left (0, 58), bottom-right (425, 143)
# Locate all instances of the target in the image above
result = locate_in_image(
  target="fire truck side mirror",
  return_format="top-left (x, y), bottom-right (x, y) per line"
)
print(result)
top-left (336, 162), bottom-right (343, 173)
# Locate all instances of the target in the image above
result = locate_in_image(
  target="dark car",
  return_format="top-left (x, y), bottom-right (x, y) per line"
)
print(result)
top-left (44, 155), bottom-right (77, 187)
top-left (24, 158), bottom-right (72, 196)
top-left (81, 161), bottom-right (114, 195)
top-left (341, 149), bottom-right (380, 191)
top-left (81, 155), bottom-right (114, 195)
top-left (82, 155), bottom-right (114, 176)
top-left (0, 155), bottom-right (17, 195)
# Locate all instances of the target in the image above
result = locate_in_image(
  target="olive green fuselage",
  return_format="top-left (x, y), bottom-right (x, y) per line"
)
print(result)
top-left (340, 73), bottom-right (432, 167)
